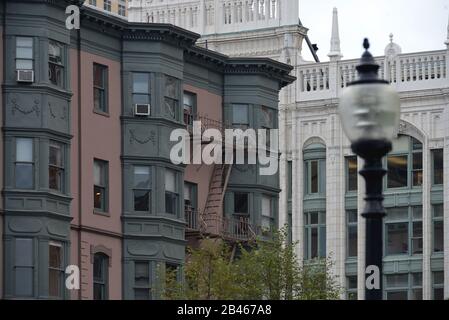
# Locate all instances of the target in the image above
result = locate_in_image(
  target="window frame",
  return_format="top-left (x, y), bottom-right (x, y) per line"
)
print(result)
top-left (431, 148), bottom-right (444, 186)
top-left (48, 241), bottom-right (64, 299)
top-left (432, 204), bottom-right (444, 254)
top-left (104, 0), bottom-right (112, 12)
top-left (234, 192), bottom-right (249, 215)
top-left (48, 141), bottom-right (65, 193)
top-left (231, 104), bottom-right (249, 129)
top-left (165, 168), bottom-right (179, 215)
top-left (134, 261), bottom-right (152, 300)
top-left (304, 211), bottom-right (326, 260)
top-left (14, 238), bottom-right (34, 297)
top-left (94, 159), bottom-right (109, 213)
top-left (133, 166), bottom-right (152, 213)
top-left (93, 252), bottom-right (109, 300)
top-left (16, 36), bottom-right (34, 71)
top-left (48, 40), bottom-right (65, 88)
top-left (346, 156), bottom-right (358, 192)
top-left (384, 272), bottom-right (423, 300)
top-left (132, 72), bottom-right (151, 110)
top-left (93, 63), bottom-right (108, 114)
top-left (261, 195), bottom-right (275, 233)
top-left (118, 1), bottom-right (127, 16)
top-left (346, 209), bottom-right (358, 258)
top-left (164, 75), bottom-right (180, 121)
top-left (183, 91), bottom-right (196, 126)
top-left (15, 137), bottom-right (34, 189)
top-left (432, 271), bottom-right (444, 300)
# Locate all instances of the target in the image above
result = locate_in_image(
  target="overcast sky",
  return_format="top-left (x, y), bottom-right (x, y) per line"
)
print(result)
top-left (299, 0), bottom-right (449, 62)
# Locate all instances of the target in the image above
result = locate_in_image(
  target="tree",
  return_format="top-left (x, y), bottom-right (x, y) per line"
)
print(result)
top-left (159, 228), bottom-right (342, 300)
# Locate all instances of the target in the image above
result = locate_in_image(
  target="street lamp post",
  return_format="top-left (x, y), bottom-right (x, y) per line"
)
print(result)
top-left (339, 39), bottom-right (400, 300)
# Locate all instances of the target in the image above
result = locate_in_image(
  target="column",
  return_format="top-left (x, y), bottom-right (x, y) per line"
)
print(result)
top-left (278, 107), bottom-right (288, 230)
top-left (292, 109), bottom-right (304, 262)
top-left (444, 104), bottom-right (449, 299)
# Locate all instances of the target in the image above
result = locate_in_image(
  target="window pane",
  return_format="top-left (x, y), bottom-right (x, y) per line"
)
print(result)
top-left (49, 143), bottom-right (62, 167)
top-left (15, 163), bottom-right (33, 189)
top-left (16, 59), bottom-right (33, 70)
top-left (183, 92), bottom-right (195, 107)
top-left (94, 283), bottom-right (105, 300)
top-left (165, 192), bottom-right (177, 214)
top-left (134, 288), bottom-right (150, 300)
top-left (348, 225), bottom-right (358, 257)
top-left (17, 37), bottom-right (33, 49)
top-left (412, 206), bottom-right (422, 220)
top-left (234, 193), bottom-right (248, 214)
top-left (434, 288), bottom-right (444, 300)
top-left (49, 166), bottom-right (63, 191)
top-left (386, 207), bottom-right (408, 221)
top-left (310, 212), bottom-right (318, 224)
top-left (133, 94), bottom-right (150, 105)
top-left (135, 262), bottom-right (149, 286)
top-left (412, 273), bottom-right (422, 286)
top-left (94, 161), bottom-right (103, 186)
top-left (412, 221), bottom-right (423, 254)
top-left (94, 186), bottom-right (105, 210)
top-left (49, 41), bottom-right (62, 63)
top-left (386, 274), bottom-right (408, 288)
top-left (134, 190), bottom-right (150, 212)
top-left (134, 166), bottom-right (151, 189)
top-left (16, 238), bottom-right (33, 266)
top-left (412, 137), bottom-right (422, 150)
top-left (347, 157), bottom-right (358, 191)
top-left (434, 220), bottom-right (444, 253)
top-left (184, 184), bottom-right (191, 201)
top-left (311, 227), bottom-right (318, 258)
top-left (49, 269), bottom-right (61, 297)
top-left (348, 210), bottom-right (358, 223)
top-left (165, 169), bottom-right (176, 193)
top-left (387, 155), bottom-right (408, 188)
top-left (232, 104), bottom-right (248, 124)
top-left (433, 149), bottom-right (444, 185)
top-left (319, 226), bottom-right (326, 257)
top-left (165, 76), bottom-right (178, 98)
top-left (386, 223), bottom-right (408, 255)
top-left (16, 138), bottom-right (33, 162)
top-left (433, 204), bottom-right (443, 218)
top-left (310, 160), bottom-right (318, 193)
top-left (133, 73), bottom-right (149, 93)
top-left (93, 64), bottom-right (105, 88)
top-left (49, 244), bottom-right (62, 268)
top-left (433, 271), bottom-right (444, 285)
top-left (261, 196), bottom-right (271, 217)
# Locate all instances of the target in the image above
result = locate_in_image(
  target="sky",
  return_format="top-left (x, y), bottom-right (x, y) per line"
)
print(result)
top-left (299, 0), bottom-right (449, 62)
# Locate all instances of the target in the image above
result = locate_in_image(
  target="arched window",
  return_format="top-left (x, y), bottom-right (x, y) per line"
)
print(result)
top-left (93, 253), bottom-right (109, 300)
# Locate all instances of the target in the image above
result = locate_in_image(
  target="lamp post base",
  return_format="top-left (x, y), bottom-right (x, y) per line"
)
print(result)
top-left (351, 139), bottom-right (392, 300)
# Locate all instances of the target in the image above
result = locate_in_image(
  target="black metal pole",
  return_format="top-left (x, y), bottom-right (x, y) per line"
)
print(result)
top-left (352, 139), bottom-right (391, 300)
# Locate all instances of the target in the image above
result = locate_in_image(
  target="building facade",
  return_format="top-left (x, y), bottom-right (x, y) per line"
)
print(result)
top-left (0, 0), bottom-right (293, 299)
top-left (129, 0), bottom-right (449, 300)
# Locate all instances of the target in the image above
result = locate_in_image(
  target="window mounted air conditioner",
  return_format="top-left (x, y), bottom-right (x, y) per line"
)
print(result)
top-left (17, 69), bottom-right (34, 83)
top-left (134, 104), bottom-right (151, 116)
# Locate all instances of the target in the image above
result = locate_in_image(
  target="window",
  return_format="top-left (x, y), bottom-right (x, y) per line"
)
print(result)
top-left (49, 242), bottom-right (64, 298)
top-left (184, 182), bottom-right (197, 228)
top-left (16, 37), bottom-right (33, 70)
top-left (232, 104), bottom-right (249, 128)
top-left (261, 195), bottom-right (274, 232)
top-left (387, 135), bottom-right (422, 189)
top-left (104, 0), bottom-right (111, 11)
top-left (49, 141), bottom-right (64, 192)
top-left (385, 273), bottom-right (422, 300)
top-left (346, 276), bottom-right (357, 300)
top-left (134, 166), bottom-right (151, 212)
top-left (15, 138), bottom-right (34, 189)
top-left (433, 204), bottom-right (444, 253)
top-left (89, 0), bottom-right (97, 5)
top-left (94, 159), bottom-right (108, 212)
top-left (347, 210), bottom-right (358, 258)
top-left (165, 263), bottom-right (180, 296)
top-left (287, 161), bottom-right (292, 200)
top-left (48, 40), bottom-right (64, 87)
top-left (304, 212), bottom-right (326, 260)
top-left (183, 92), bottom-right (196, 126)
top-left (385, 206), bottom-right (422, 256)
top-left (93, 63), bottom-right (108, 113)
top-left (433, 271), bottom-right (444, 300)
top-left (15, 238), bottom-right (33, 297)
top-left (164, 76), bottom-right (179, 120)
top-left (432, 149), bottom-right (443, 185)
top-left (132, 73), bottom-right (151, 107)
top-left (134, 262), bottom-right (151, 300)
top-left (118, 1), bottom-right (126, 16)
top-left (234, 193), bottom-right (249, 214)
top-left (93, 253), bottom-right (109, 300)
top-left (305, 159), bottom-right (325, 195)
top-left (165, 169), bottom-right (178, 215)
top-left (346, 156), bottom-right (358, 191)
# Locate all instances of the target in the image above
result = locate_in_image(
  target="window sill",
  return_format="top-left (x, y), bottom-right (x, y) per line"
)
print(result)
top-left (93, 210), bottom-right (110, 217)
top-left (93, 109), bottom-right (110, 117)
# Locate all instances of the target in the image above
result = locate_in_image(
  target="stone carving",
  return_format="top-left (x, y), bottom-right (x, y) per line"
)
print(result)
top-left (11, 97), bottom-right (40, 117)
top-left (48, 102), bottom-right (67, 120)
top-left (129, 129), bottom-right (156, 145)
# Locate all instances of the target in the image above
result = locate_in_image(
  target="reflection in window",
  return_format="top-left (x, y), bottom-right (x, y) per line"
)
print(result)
top-left (385, 206), bottom-right (422, 256)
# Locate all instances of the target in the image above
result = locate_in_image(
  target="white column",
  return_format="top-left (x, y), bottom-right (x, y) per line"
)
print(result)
top-left (422, 139), bottom-right (432, 299)
top-left (292, 109), bottom-right (304, 262)
top-left (357, 157), bottom-right (366, 300)
top-left (278, 107), bottom-right (288, 230)
top-left (199, 0), bottom-right (206, 34)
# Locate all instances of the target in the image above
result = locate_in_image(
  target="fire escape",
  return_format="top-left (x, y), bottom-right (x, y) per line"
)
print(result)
top-left (184, 114), bottom-right (257, 243)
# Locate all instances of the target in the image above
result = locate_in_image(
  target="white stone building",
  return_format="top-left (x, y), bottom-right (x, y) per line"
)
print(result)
top-left (129, 0), bottom-right (449, 300)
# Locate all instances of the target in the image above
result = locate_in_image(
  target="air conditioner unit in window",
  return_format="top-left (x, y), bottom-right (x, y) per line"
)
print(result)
top-left (134, 104), bottom-right (151, 116)
top-left (17, 69), bottom-right (34, 83)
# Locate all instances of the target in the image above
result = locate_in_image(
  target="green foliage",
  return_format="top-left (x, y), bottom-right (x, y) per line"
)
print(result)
top-left (158, 227), bottom-right (342, 300)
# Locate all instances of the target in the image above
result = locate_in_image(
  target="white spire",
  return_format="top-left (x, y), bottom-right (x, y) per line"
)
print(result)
top-left (328, 7), bottom-right (342, 61)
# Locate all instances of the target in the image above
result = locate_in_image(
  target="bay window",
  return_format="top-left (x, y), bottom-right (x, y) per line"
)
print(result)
top-left (15, 138), bottom-right (34, 189)
top-left (165, 169), bottom-right (178, 215)
top-left (134, 166), bottom-right (151, 212)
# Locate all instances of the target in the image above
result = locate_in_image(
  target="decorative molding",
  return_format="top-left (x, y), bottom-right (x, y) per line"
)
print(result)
top-left (48, 102), bottom-right (67, 120)
top-left (10, 98), bottom-right (40, 117)
top-left (129, 129), bottom-right (156, 145)
top-left (90, 244), bottom-right (112, 266)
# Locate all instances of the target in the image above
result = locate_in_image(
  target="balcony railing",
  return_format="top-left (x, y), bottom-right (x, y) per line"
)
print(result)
top-left (200, 214), bottom-right (256, 241)
top-left (185, 205), bottom-right (201, 231)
